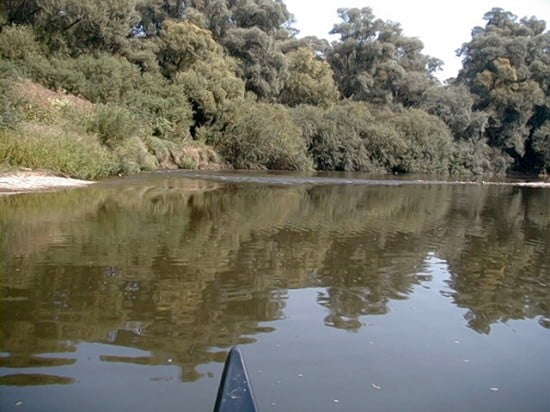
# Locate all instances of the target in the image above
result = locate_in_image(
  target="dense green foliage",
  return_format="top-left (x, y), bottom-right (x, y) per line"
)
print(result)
top-left (327, 7), bottom-right (441, 105)
top-left (214, 101), bottom-right (310, 169)
top-left (456, 8), bottom-right (550, 173)
top-left (292, 102), bottom-right (453, 173)
top-left (279, 47), bottom-right (339, 107)
top-left (0, 1), bottom-right (548, 177)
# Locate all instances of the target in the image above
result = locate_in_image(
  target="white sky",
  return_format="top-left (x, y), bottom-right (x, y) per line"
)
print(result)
top-left (283, 0), bottom-right (550, 81)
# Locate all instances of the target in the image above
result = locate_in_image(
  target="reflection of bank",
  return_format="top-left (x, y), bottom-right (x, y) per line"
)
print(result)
top-left (1, 177), bottom-right (549, 393)
top-left (313, 230), bottom-right (435, 332)
top-left (440, 187), bottom-right (550, 334)
top-left (0, 342), bottom-right (198, 411)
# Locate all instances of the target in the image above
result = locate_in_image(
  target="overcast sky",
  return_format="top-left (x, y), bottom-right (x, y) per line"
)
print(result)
top-left (283, 0), bottom-right (550, 81)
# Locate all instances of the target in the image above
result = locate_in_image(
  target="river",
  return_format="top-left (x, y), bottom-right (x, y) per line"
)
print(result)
top-left (1, 171), bottom-right (549, 411)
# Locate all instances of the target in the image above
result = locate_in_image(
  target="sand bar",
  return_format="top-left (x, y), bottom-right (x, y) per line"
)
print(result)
top-left (0, 171), bottom-right (94, 195)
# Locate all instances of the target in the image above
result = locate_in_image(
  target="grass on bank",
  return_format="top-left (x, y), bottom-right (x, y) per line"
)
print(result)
top-left (0, 78), bottom-right (226, 180)
top-left (0, 127), bottom-right (118, 179)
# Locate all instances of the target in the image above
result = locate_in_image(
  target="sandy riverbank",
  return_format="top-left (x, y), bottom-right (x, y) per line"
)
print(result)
top-left (0, 171), bottom-right (95, 195)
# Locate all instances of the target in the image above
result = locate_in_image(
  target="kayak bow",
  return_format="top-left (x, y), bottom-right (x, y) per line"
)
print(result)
top-left (213, 346), bottom-right (258, 412)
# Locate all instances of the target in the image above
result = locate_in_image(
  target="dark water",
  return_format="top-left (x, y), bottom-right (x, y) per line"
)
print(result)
top-left (1, 171), bottom-right (549, 411)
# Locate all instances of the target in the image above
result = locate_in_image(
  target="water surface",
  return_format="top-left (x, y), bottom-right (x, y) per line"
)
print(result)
top-left (1, 171), bottom-right (549, 411)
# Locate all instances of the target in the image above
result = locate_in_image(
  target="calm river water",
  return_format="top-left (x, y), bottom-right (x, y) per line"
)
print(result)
top-left (1, 171), bottom-right (549, 411)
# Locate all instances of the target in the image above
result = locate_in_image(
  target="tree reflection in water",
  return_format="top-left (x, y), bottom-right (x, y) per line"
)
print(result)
top-left (0, 174), bottom-right (548, 381)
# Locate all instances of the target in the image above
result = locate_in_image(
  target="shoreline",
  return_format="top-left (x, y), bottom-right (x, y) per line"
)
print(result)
top-left (0, 171), bottom-right (95, 195)
top-left (0, 170), bottom-right (548, 195)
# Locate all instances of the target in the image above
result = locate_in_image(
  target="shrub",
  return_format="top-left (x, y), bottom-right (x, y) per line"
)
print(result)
top-left (383, 108), bottom-right (454, 174)
top-left (450, 139), bottom-right (513, 176)
top-left (41, 54), bottom-right (143, 104)
top-left (143, 136), bottom-right (223, 170)
top-left (125, 73), bottom-right (193, 142)
top-left (291, 102), bottom-right (377, 171)
top-left (359, 118), bottom-right (407, 172)
top-left (279, 47), bottom-right (339, 107)
top-left (217, 102), bottom-right (311, 170)
top-left (0, 25), bottom-right (41, 61)
top-left (112, 136), bottom-right (159, 175)
top-left (86, 104), bottom-right (140, 148)
top-left (22, 53), bottom-right (88, 96)
top-left (14, 52), bottom-right (194, 142)
top-left (531, 121), bottom-right (550, 174)
top-left (0, 67), bottom-right (21, 130)
top-left (293, 102), bottom-right (457, 174)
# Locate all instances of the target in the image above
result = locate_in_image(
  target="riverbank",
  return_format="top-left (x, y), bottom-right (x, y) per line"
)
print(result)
top-left (0, 171), bottom-right (94, 195)
top-left (1, 170), bottom-right (549, 195)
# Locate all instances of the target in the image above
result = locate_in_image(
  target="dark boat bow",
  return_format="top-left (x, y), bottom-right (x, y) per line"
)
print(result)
top-left (213, 347), bottom-right (258, 412)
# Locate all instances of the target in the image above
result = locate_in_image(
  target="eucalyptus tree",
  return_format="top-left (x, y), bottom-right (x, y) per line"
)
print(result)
top-left (278, 46), bottom-right (339, 107)
top-left (229, 0), bottom-right (291, 34)
top-left (279, 35), bottom-right (332, 58)
top-left (136, 0), bottom-right (291, 38)
top-left (157, 19), bottom-right (220, 76)
top-left (327, 7), bottom-right (438, 105)
top-left (140, 0), bottom-right (294, 100)
top-left (222, 25), bottom-right (287, 100)
top-left (420, 84), bottom-right (487, 141)
top-left (137, 0), bottom-right (231, 39)
top-left (190, 0), bottom-right (231, 38)
top-left (139, 0), bottom-right (295, 100)
top-left (157, 19), bottom-right (244, 131)
top-left (456, 8), bottom-right (550, 173)
top-left (2, 0), bottom-right (41, 25)
top-left (4, 0), bottom-right (142, 54)
top-left (218, 0), bottom-right (294, 100)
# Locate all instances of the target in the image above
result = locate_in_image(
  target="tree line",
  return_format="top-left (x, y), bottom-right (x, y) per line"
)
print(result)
top-left (0, 1), bottom-right (548, 177)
